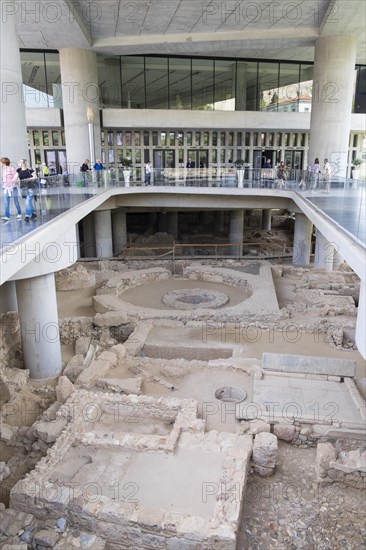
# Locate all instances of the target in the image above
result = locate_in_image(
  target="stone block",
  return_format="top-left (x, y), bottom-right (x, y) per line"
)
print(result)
top-left (316, 442), bottom-right (337, 477)
top-left (56, 376), bottom-right (74, 402)
top-left (33, 529), bottom-right (60, 548)
top-left (94, 311), bottom-right (128, 327)
top-left (75, 336), bottom-right (91, 355)
top-left (34, 418), bottom-right (68, 443)
top-left (0, 423), bottom-right (17, 444)
top-left (273, 424), bottom-right (296, 441)
top-left (262, 353), bottom-right (356, 377)
top-left (63, 354), bottom-right (84, 383)
top-left (253, 463), bottom-right (274, 477)
top-left (252, 432), bottom-right (278, 469)
top-left (248, 420), bottom-right (270, 435)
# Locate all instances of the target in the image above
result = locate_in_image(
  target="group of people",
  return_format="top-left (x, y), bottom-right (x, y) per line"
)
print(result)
top-left (1, 158), bottom-right (38, 222)
top-left (307, 158), bottom-right (332, 192)
top-left (80, 159), bottom-right (105, 186)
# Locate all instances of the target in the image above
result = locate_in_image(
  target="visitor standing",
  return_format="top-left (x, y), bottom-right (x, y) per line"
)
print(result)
top-left (17, 159), bottom-right (37, 222)
top-left (93, 159), bottom-right (104, 187)
top-left (1, 157), bottom-right (21, 221)
top-left (309, 157), bottom-right (320, 190)
top-left (277, 161), bottom-right (287, 189)
top-left (80, 159), bottom-right (90, 186)
top-left (145, 161), bottom-right (152, 185)
top-left (322, 158), bottom-right (331, 193)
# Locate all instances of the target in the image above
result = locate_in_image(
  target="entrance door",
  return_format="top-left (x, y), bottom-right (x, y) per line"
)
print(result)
top-left (45, 150), bottom-right (67, 174)
top-left (154, 149), bottom-right (176, 184)
top-left (188, 150), bottom-right (208, 168)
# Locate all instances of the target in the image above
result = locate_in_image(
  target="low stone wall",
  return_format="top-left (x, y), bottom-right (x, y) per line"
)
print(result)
top-left (0, 312), bottom-right (23, 370)
top-left (10, 390), bottom-right (253, 550)
top-left (96, 267), bottom-right (171, 296)
top-left (316, 442), bottom-right (366, 489)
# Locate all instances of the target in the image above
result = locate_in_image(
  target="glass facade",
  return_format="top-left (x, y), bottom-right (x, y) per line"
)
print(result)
top-left (20, 50), bottom-right (366, 114)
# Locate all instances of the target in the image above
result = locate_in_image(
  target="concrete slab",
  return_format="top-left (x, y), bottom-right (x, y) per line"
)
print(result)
top-left (262, 353), bottom-right (357, 377)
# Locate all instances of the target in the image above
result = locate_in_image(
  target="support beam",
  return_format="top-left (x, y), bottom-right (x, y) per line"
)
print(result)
top-left (112, 210), bottom-right (127, 255)
top-left (261, 209), bottom-right (272, 231)
top-left (82, 213), bottom-right (96, 258)
top-left (95, 210), bottom-right (113, 258)
top-left (229, 210), bottom-right (244, 256)
top-left (0, 281), bottom-right (18, 313)
top-left (293, 213), bottom-right (312, 266)
top-left (355, 280), bottom-right (366, 359)
top-left (314, 230), bottom-right (335, 271)
top-left (15, 274), bottom-right (62, 380)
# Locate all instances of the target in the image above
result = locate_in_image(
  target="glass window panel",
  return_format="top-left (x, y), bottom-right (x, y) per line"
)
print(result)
top-left (268, 133), bottom-right (274, 146)
top-left (99, 56), bottom-right (122, 108)
top-left (192, 59), bottom-right (213, 110)
top-left (204, 132), bottom-right (209, 146)
top-left (259, 62), bottom-right (279, 112)
top-left (292, 133), bottom-right (298, 146)
top-left (20, 51), bottom-right (48, 108)
top-left (117, 132), bottom-right (123, 146)
top-left (42, 131), bottom-right (49, 146)
top-left (121, 56), bottom-right (145, 109)
top-left (35, 149), bottom-right (41, 164)
top-left (244, 150), bottom-right (250, 163)
top-left (220, 132), bottom-right (226, 146)
top-left (169, 132), bottom-right (175, 146)
top-left (27, 131), bottom-right (30, 147)
top-left (126, 132), bottom-right (132, 146)
top-left (61, 131), bottom-right (65, 146)
top-left (187, 132), bottom-right (192, 146)
top-left (169, 58), bottom-right (191, 109)
top-left (253, 132), bottom-right (258, 146)
top-left (144, 131), bottom-right (149, 146)
top-left (107, 131), bottom-right (114, 146)
top-left (228, 149), bottom-right (233, 163)
top-left (237, 133), bottom-right (242, 146)
top-left (285, 133), bottom-right (290, 146)
top-left (245, 132), bottom-right (250, 146)
top-left (214, 60), bottom-right (235, 111)
top-left (161, 132), bottom-right (167, 146)
top-left (45, 52), bottom-right (62, 108)
top-left (135, 149), bottom-right (141, 163)
top-left (146, 57), bottom-right (168, 109)
top-left (126, 149), bottom-right (132, 159)
top-left (260, 133), bottom-right (266, 147)
top-left (144, 150), bottom-right (150, 163)
top-left (236, 61), bottom-right (258, 111)
top-left (109, 149), bottom-right (114, 163)
top-left (178, 149), bottom-right (184, 163)
top-left (101, 131), bottom-right (105, 146)
top-left (178, 132), bottom-right (184, 146)
top-left (134, 132), bottom-right (140, 146)
top-left (228, 132), bottom-right (233, 146)
top-left (52, 131), bottom-right (59, 146)
top-left (353, 134), bottom-right (358, 147)
top-left (195, 132), bottom-right (201, 146)
top-left (101, 150), bottom-right (106, 163)
top-left (354, 66), bottom-right (366, 113)
top-left (117, 149), bottom-right (123, 163)
top-left (152, 131), bottom-right (158, 146)
top-left (212, 132), bottom-right (217, 146)
top-left (278, 63), bottom-right (300, 112)
top-left (33, 131), bottom-right (40, 146)
top-left (212, 150), bottom-right (217, 163)
top-left (301, 133), bottom-right (306, 147)
top-left (276, 133), bottom-right (282, 147)
top-left (299, 64), bottom-right (313, 113)
top-left (220, 150), bottom-right (225, 163)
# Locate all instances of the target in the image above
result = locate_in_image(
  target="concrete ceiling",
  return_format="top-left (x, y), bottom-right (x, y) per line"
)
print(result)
top-left (15, 0), bottom-right (366, 63)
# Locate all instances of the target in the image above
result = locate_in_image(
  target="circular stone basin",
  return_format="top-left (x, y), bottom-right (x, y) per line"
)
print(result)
top-left (162, 288), bottom-right (229, 310)
top-left (215, 386), bottom-right (247, 403)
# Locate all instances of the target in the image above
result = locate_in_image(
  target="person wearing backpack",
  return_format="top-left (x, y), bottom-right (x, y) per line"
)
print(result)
top-left (17, 159), bottom-right (37, 222)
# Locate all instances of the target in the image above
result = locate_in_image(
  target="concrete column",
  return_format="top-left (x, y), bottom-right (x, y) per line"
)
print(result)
top-left (214, 211), bottom-right (224, 233)
top-left (332, 249), bottom-right (344, 271)
top-left (167, 212), bottom-right (178, 239)
top-left (0, 9), bottom-right (28, 162)
top-left (314, 230), bottom-right (335, 271)
top-left (244, 210), bottom-right (253, 227)
top-left (82, 213), bottom-right (96, 258)
top-left (158, 212), bottom-right (168, 233)
top-left (59, 49), bottom-right (101, 177)
top-left (112, 210), bottom-right (127, 255)
top-left (229, 210), bottom-right (244, 256)
top-left (200, 211), bottom-right (211, 226)
top-left (15, 274), bottom-right (62, 380)
top-left (293, 214), bottom-right (312, 266)
top-left (261, 209), bottom-right (272, 231)
top-left (309, 35), bottom-right (358, 177)
top-left (355, 279), bottom-right (366, 359)
top-left (0, 281), bottom-right (18, 313)
top-left (95, 210), bottom-right (113, 258)
top-left (235, 62), bottom-right (247, 110)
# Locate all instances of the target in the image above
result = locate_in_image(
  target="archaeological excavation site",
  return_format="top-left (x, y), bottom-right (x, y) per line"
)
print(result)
top-left (0, 210), bottom-right (365, 550)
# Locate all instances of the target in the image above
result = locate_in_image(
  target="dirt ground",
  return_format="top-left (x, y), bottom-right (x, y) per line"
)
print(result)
top-left (237, 443), bottom-right (366, 550)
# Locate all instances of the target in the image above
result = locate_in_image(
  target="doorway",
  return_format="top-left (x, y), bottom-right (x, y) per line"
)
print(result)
top-left (45, 150), bottom-right (67, 174)
top-left (187, 150), bottom-right (208, 168)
